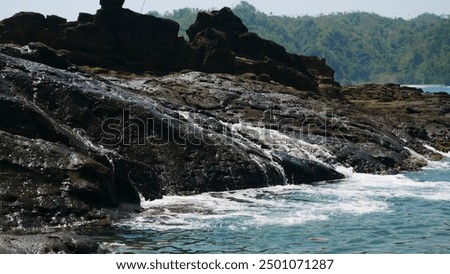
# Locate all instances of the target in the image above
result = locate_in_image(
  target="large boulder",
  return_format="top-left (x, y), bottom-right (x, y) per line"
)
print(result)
top-left (187, 7), bottom-right (248, 40)
top-left (0, 12), bottom-right (47, 44)
top-left (187, 8), bottom-right (321, 91)
top-left (274, 152), bottom-right (345, 184)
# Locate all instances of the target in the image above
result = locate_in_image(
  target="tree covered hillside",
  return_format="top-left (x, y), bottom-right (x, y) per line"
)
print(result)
top-left (149, 1), bottom-right (450, 85)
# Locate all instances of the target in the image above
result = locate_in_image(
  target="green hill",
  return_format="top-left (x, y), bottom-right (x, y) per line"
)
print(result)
top-left (149, 1), bottom-right (450, 85)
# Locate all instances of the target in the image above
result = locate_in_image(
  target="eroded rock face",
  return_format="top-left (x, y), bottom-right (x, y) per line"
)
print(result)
top-left (0, 7), bottom-right (336, 91)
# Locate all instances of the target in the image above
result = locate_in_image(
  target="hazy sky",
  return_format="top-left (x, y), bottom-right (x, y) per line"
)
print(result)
top-left (1, 0), bottom-right (449, 21)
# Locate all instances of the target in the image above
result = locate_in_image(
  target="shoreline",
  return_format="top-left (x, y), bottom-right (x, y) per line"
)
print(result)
top-left (0, 5), bottom-right (449, 253)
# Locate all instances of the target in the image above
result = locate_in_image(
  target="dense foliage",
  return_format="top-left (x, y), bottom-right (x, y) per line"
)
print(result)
top-left (149, 2), bottom-right (450, 84)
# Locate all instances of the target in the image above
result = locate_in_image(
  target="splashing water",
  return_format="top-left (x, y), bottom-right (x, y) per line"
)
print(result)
top-left (94, 156), bottom-right (450, 254)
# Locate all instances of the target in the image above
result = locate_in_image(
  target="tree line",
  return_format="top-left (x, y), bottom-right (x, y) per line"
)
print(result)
top-left (149, 1), bottom-right (450, 85)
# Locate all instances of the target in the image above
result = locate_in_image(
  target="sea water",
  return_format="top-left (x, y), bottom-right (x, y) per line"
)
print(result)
top-left (96, 155), bottom-right (450, 254)
top-left (405, 85), bottom-right (450, 94)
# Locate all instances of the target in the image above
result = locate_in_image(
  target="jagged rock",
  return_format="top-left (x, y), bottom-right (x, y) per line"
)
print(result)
top-left (188, 7), bottom-right (320, 90)
top-left (0, 12), bottom-right (47, 44)
top-left (0, 8), bottom-right (181, 72)
top-left (46, 15), bottom-right (67, 26)
top-left (0, 130), bottom-right (140, 231)
top-left (187, 7), bottom-right (248, 40)
top-left (67, 8), bottom-right (181, 72)
top-left (77, 13), bottom-right (95, 24)
top-left (0, 43), bottom-right (72, 69)
top-left (100, 0), bottom-right (125, 9)
top-left (190, 27), bottom-right (236, 72)
top-left (0, 7), bottom-right (336, 91)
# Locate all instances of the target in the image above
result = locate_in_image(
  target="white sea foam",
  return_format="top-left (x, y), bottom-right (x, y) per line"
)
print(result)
top-left (424, 160), bottom-right (450, 170)
top-left (120, 161), bottom-right (450, 232)
top-left (404, 84), bottom-right (447, 89)
top-left (404, 146), bottom-right (428, 161)
top-left (235, 124), bottom-right (335, 164)
top-left (101, 74), bottom-right (449, 232)
top-left (405, 145), bottom-right (450, 169)
top-left (423, 144), bottom-right (450, 158)
top-left (410, 144), bottom-right (450, 169)
top-left (339, 173), bottom-right (450, 201)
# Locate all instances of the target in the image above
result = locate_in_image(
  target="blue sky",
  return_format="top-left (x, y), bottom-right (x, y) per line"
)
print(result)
top-left (1, 0), bottom-right (449, 21)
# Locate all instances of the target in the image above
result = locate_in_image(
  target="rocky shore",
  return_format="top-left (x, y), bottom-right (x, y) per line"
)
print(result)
top-left (0, 4), bottom-right (448, 253)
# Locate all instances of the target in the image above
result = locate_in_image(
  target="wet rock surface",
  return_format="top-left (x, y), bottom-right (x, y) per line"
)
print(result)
top-left (341, 84), bottom-right (450, 155)
top-left (0, 232), bottom-right (100, 254)
top-left (0, 6), bottom-right (449, 253)
top-left (0, 53), bottom-right (345, 237)
top-left (120, 72), bottom-right (448, 174)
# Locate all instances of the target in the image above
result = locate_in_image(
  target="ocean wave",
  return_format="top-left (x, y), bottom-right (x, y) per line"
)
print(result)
top-left (118, 157), bottom-right (449, 232)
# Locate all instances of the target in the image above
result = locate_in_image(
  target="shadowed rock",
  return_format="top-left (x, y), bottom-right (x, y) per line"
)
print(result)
top-left (100, 0), bottom-right (125, 9)
top-left (0, 6), bottom-right (336, 91)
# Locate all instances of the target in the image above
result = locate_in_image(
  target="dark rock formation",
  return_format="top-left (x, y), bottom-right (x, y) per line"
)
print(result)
top-left (0, 51), bottom-right (448, 251)
top-left (0, 232), bottom-right (100, 254)
top-left (273, 152), bottom-right (344, 184)
top-left (0, 53), bottom-right (348, 237)
top-left (0, 42), bottom-right (73, 69)
top-left (187, 8), bottom-right (320, 91)
top-left (100, 0), bottom-right (125, 9)
top-left (0, 4), bottom-right (449, 253)
top-left (187, 8), bottom-right (249, 39)
top-left (137, 71), bottom-right (448, 174)
top-left (0, 9), bottom-right (181, 72)
top-left (340, 84), bottom-right (450, 158)
top-left (0, 6), bottom-right (337, 91)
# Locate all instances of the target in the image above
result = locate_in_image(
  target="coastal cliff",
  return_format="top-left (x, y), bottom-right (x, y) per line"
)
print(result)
top-left (0, 5), bottom-right (448, 253)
